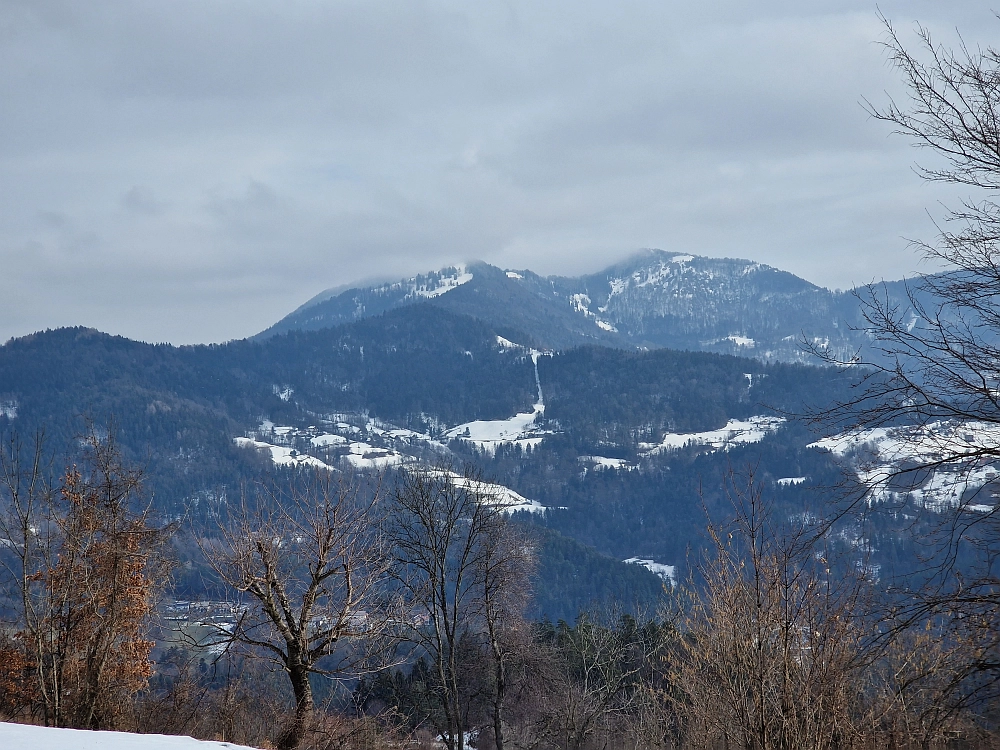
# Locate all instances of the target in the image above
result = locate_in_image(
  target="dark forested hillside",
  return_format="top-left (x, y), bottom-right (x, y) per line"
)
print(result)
top-left (538, 346), bottom-right (855, 447)
top-left (0, 303), bottom-right (862, 620)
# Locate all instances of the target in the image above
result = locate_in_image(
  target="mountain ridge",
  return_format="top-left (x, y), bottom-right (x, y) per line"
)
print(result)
top-left (258, 249), bottom-right (916, 363)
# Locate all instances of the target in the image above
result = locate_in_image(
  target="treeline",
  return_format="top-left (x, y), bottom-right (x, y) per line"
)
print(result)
top-left (0, 305), bottom-right (538, 440)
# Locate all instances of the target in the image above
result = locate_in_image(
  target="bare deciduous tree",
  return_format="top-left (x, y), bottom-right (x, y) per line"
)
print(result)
top-left (673, 466), bottom-right (876, 750)
top-left (205, 470), bottom-right (393, 750)
top-left (531, 614), bottom-right (668, 750)
top-left (809, 15), bottom-right (1000, 719)
top-left (390, 466), bottom-right (534, 750)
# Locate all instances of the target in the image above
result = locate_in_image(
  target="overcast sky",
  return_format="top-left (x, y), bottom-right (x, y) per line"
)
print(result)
top-left (2, 1), bottom-right (996, 344)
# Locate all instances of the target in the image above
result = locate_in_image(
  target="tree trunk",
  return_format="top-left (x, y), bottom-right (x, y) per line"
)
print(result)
top-left (278, 662), bottom-right (314, 750)
top-left (490, 632), bottom-right (505, 750)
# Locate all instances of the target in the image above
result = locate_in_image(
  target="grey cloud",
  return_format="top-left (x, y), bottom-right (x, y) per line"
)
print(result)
top-left (122, 186), bottom-right (163, 216)
top-left (1, 0), bottom-right (997, 344)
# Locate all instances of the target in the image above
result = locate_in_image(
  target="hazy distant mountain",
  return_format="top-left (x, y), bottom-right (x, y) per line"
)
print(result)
top-left (259, 250), bottom-right (915, 362)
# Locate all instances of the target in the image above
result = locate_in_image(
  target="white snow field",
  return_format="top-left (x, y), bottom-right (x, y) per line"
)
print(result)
top-left (442, 410), bottom-right (545, 454)
top-left (623, 558), bottom-right (677, 586)
top-left (444, 351), bottom-right (550, 454)
top-left (724, 335), bottom-right (755, 348)
top-left (638, 416), bottom-right (785, 455)
top-left (777, 476), bottom-right (807, 486)
top-left (809, 420), bottom-right (1000, 511)
top-left (426, 469), bottom-right (546, 514)
top-left (410, 265), bottom-right (473, 298)
top-left (233, 437), bottom-right (333, 470)
top-left (0, 722), bottom-right (259, 750)
top-left (578, 456), bottom-right (637, 471)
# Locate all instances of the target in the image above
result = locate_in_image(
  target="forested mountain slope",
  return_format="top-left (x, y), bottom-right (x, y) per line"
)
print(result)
top-left (0, 301), bottom-right (872, 619)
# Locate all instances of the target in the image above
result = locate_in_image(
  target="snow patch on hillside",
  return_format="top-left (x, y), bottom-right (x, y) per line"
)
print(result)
top-left (443, 413), bottom-right (544, 453)
top-left (777, 476), bottom-right (807, 486)
top-left (427, 470), bottom-right (546, 514)
top-left (810, 421), bottom-right (1000, 511)
top-left (570, 293), bottom-right (592, 315)
top-left (0, 400), bottom-right (16, 419)
top-left (234, 437), bottom-right (334, 470)
top-left (0, 722), bottom-right (259, 750)
top-left (639, 416), bottom-right (785, 455)
top-left (579, 456), bottom-right (637, 471)
top-left (496, 335), bottom-right (522, 349)
top-left (310, 433), bottom-right (347, 447)
top-left (624, 558), bottom-right (676, 585)
top-left (725, 335), bottom-right (755, 348)
top-left (445, 351), bottom-right (551, 454)
top-left (505, 270), bottom-right (523, 279)
top-left (410, 265), bottom-right (472, 298)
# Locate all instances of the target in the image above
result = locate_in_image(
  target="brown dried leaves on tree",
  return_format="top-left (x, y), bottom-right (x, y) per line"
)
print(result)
top-left (0, 429), bottom-right (170, 729)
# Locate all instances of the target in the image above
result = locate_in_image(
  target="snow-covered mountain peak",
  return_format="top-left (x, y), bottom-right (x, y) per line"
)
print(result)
top-left (258, 249), bottom-right (906, 364)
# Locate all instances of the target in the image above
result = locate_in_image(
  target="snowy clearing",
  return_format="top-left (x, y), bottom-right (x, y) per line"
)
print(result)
top-left (725, 335), bottom-right (755, 348)
top-left (426, 470), bottom-right (547, 514)
top-left (809, 421), bottom-right (1000, 511)
top-left (410, 266), bottom-right (473, 298)
top-left (341, 441), bottom-right (406, 470)
top-left (777, 476), bottom-right (807, 486)
top-left (0, 722), bottom-right (258, 750)
top-left (234, 438), bottom-right (333, 470)
top-left (310, 433), bottom-right (347, 447)
top-left (639, 416), bottom-right (785, 455)
top-left (496, 335), bottom-right (522, 349)
top-left (623, 558), bottom-right (676, 585)
top-left (443, 410), bottom-right (542, 451)
top-left (579, 456), bottom-right (637, 471)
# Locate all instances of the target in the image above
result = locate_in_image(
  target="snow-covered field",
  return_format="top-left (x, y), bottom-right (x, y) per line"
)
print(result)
top-left (725, 335), bottom-right (755, 348)
top-left (0, 722), bottom-right (258, 750)
top-left (233, 437), bottom-right (334, 470)
top-left (777, 476), bottom-right (807, 486)
top-left (442, 410), bottom-right (544, 453)
top-left (427, 469), bottom-right (546, 514)
top-left (235, 416), bottom-right (548, 514)
top-left (409, 265), bottom-right (473, 298)
top-left (638, 416), bottom-right (785, 455)
top-left (579, 456), bottom-right (637, 471)
top-left (567, 293), bottom-right (618, 332)
top-left (444, 350), bottom-right (551, 454)
top-left (810, 421), bottom-right (1000, 511)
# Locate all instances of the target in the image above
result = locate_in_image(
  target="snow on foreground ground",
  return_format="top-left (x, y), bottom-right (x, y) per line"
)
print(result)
top-left (0, 722), bottom-right (258, 750)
